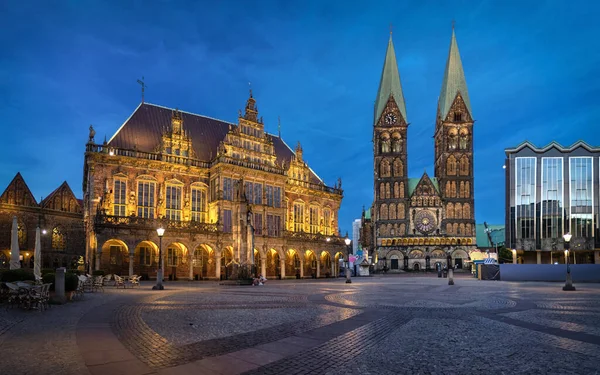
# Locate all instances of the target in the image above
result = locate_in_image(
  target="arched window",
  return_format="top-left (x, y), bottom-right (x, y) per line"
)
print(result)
top-left (446, 223), bottom-right (453, 234)
top-left (380, 204), bottom-right (388, 220)
top-left (52, 227), bottom-right (65, 251)
top-left (385, 183), bottom-right (391, 199)
top-left (399, 182), bottom-right (404, 198)
top-left (459, 128), bottom-right (469, 150)
top-left (389, 203), bottom-right (396, 220)
top-left (392, 136), bottom-right (402, 153)
top-left (459, 223), bottom-right (465, 236)
top-left (445, 181), bottom-right (452, 197)
top-left (451, 182), bottom-right (457, 197)
top-left (393, 159), bottom-right (403, 177)
top-left (393, 182), bottom-right (399, 198)
top-left (460, 156), bottom-right (470, 176)
top-left (455, 203), bottom-right (462, 219)
top-left (399, 223), bottom-right (405, 234)
top-left (379, 159), bottom-right (391, 177)
top-left (453, 112), bottom-right (462, 122)
top-left (379, 183), bottom-right (385, 199)
top-left (448, 128), bottom-right (458, 150)
top-left (447, 203), bottom-right (454, 218)
top-left (398, 203), bottom-right (405, 219)
top-left (446, 155), bottom-right (456, 176)
top-left (463, 203), bottom-right (471, 219)
top-left (465, 181), bottom-right (471, 197)
top-left (380, 134), bottom-right (391, 153)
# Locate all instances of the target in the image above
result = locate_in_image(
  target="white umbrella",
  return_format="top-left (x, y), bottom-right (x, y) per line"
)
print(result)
top-left (34, 227), bottom-right (42, 280)
top-left (10, 216), bottom-right (20, 270)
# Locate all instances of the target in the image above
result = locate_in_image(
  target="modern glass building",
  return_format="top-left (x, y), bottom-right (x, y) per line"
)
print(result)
top-left (505, 141), bottom-right (599, 264)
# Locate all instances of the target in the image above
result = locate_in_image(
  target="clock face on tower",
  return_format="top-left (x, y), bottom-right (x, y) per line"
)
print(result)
top-left (415, 210), bottom-right (437, 234)
top-left (384, 113), bottom-right (397, 125)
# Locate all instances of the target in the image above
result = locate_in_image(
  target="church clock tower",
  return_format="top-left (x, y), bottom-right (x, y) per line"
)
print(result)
top-left (373, 32), bottom-right (410, 247)
top-left (434, 28), bottom-right (476, 246)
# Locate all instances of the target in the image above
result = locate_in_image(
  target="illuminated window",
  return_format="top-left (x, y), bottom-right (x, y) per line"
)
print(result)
top-left (267, 215), bottom-right (281, 237)
top-left (223, 210), bottom-right (232, 233)
top-left (323, 209), bottom-right (331, 235)
top-left (309, 206), bottom-right (319, 234)
top-left (266, 185), bottom-right (274, 207)
top-left (17, 222), bottom-right (27, 249)
top-left (254, 213), bottom-right (263, 235)
top-left (166, 185), bottom-right (182, 221)
top-left (274, 187), bottom-right (281, 208)
top-left (167, 247), bottom-right (178, 267)
top-left (52, 227), bottom-right (65, 251)
top-left (113, 179), bottom-right (127, 216)
top-left (137, 181), bottom-right (155, 218)
top-left (294, 202), bottom-right (304, 232)
top-left (191, 188), bottom-right (207, 222)
top-left (222, 178), bottom-right (233, 201)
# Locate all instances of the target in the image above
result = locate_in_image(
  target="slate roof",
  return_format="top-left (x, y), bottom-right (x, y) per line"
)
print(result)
top-left (407, 176), bottom-right (439, 197)
top-left (374, 34), bottom-right (407, 124)
top-left (108, 103), bottom-right (324, 184)
top-left (438, 29), bottom-right (472, 119)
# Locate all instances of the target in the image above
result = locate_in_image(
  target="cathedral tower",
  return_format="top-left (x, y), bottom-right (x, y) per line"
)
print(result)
top-left (373, 32), bottom-right (410, 245)
top-left (434, 28), bottom-right (476, 245)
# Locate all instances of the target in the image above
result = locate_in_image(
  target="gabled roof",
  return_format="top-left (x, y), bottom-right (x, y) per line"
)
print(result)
top-left (108, 102), bottom-right (323, 184)
top-left (41, 181), bottom-right (82, 213)
top-left (505, 140), bottom-right (599, 155)
top-left (0, 172), bottom-right (39, 207)
top-left (408, 175), bottom-right (440, 197)
top-left (438, 29), bottom-right (472, 120)
top-left (374, 34), bottom-right (407, 124)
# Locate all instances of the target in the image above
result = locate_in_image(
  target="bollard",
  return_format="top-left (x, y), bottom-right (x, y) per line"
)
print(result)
top-left (448, 268), bottom-right (454, 285)
top-left (54, 267), bottom-right (67, 304)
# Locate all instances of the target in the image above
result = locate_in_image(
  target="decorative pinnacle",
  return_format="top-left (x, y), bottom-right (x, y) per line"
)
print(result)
top-left (452, 19), bottom-right (456, 30)
top-left (390, 23), bottom-right (393, 35)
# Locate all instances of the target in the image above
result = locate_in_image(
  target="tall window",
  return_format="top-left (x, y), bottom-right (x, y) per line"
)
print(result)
top-left (267, 215), bottom-right (281, 237)
top-left (223, 178), bottom-right (233, 201)
top-left (223, 209), bottom-right (232, 233)
top-left (166, 185), bottom-right (182, 221)
top-left (274, 187), bottom-right (282, 208)
top-left (52, 226), bottom-right (65, 250)
top-left (294, 202), bottom-right (304, 232)
top-left (113, 179), bottom-right (127, 216)
top-left (191, 188), bottom-right (207, 222)
top-left (515, 157), bottom-right (536, 239)
top-left (210, 177), bottom-right (219, 201)
top-left (254, 213), bottom-right (263, 235)
top-left (139, 246), bottom-right (152, 266)
top-left (541, 158), bottom-right (563, 238)
top-left (137, 181), bottom-right (155, 218)
top-left (309, 206), bottom-right (319, 234)
top-left (570, 157), bottom-right (593, 238)
top-left (167, 247), bottom-right (178, 267)
top-left (266, 185), bottom-right (274, 207)
top-left (254, 183), bottom-right (262, 205)
top-left (323, 209), bottom-right (331, 236)
top-left (244, 182), bottom-right (254, 203)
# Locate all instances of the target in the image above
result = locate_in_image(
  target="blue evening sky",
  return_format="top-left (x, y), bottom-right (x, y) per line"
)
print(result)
top-left (1, 1), bottom-right (598, 235)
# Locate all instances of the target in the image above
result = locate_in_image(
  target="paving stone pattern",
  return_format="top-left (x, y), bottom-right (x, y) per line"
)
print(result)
top-left (2, 276), bottom-right (600, 375)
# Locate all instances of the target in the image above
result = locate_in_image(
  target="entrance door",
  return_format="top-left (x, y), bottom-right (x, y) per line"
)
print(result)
top-left (456, 258), bottom-right (463, 269)
top-left (391, 259), bottom-right (399, 270)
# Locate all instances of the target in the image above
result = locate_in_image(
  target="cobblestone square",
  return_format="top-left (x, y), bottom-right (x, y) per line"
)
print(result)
top-left (1, 275), bottom-right (599, 375)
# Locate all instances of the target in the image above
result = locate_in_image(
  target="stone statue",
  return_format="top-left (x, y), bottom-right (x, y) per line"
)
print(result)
top-left (88, 125), bottom-right (96, 143)
top-left (337, 177), bottom-right (342, 189)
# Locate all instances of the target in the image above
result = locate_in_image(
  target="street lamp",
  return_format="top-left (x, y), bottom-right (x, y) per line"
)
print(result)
top-left (153, 227), bottom-right (165, 290)
top-left (511, 249), bottom-right (517, 264)
top-left (344, 236), bottom-right (352, 284)
top-left (562, 233), bottom-right (575, 291)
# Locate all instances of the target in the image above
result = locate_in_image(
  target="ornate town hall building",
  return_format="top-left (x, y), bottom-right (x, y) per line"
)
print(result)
top-left (367, 29), bottom-right (478, 271)
top-left (84, 91), bottom-right (346, 280)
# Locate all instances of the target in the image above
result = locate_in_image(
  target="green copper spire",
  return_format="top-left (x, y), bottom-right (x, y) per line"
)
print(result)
top-left (438, 28), bottom-right (472, 119)
top-left (374, 33), bottom-right (407, 125)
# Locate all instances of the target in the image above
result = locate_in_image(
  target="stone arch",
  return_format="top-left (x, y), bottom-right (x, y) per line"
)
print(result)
top-left (452, 249), bottom-right (469, 269)
top-left (284, 249), bottom-right (300, 277)
top-left (446, 155), bottom-right (456, 175)
top-left (133, 240), bottom-right (158, 276)
top-left (304, 250), bottom-right (318, 278)
top-left (100, 239), bottom-right (129, 275)
top-left (221, 246), bottom-right (235, 279)
top-left (163, 242), bottom-right (188, 279)
top-left (266, 248), bottom-right (280, 277)
top-left (320, 251), bottom-right (333, 277)
top-left (385, 249), bottom-right (404, 271)
top-left (193, 244), bottom-right (216, 279)
top-left (431, 249), bottom-right (446, 259)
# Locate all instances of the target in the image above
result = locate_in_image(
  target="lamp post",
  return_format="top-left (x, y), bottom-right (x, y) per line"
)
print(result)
top-left (562, 233), bottom-right (575, 291)
top-left (511, 249), bottom-right (517, 264)
top-left (344, 236), bottom-right (352, 284)
top-left (153, 227), bottom-right (165, 290)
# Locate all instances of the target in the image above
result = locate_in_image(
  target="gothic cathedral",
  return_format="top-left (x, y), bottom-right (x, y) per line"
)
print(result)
top-left (371, 29), bottom-right (477, 272)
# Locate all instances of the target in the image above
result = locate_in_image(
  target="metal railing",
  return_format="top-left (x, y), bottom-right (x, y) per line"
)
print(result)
top-left (94, 214), bottom-right (219, 233)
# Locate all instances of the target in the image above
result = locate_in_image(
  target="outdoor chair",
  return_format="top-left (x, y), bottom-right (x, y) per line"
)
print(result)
top-left (92, 276), bottom-right (104, 292)
top-left (129, 275), bottom-right (141, 288)
top-left (114, 275), bottom-right (126, 288)
top-left (75, 278), bottom-right (86, 299)
top-left (103, 274), bottom-right (114, 286)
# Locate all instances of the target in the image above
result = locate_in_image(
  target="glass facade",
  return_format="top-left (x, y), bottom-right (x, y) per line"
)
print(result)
top-left (541, 158), bottom-right (563, 239)
top-left (570, 157), bottom-right (593, 237)
top-left (515, 157), bottom-right (536, 239)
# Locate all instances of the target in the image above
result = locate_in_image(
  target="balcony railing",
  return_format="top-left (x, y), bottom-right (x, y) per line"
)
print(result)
top-left (95, 214), bottom-right (219, 233)
top-left (287, 178), bottom-right (343, 195)
top-left (211, 155), bottom-right (286, 175)
top-left (283, 230), bottom-right (345, 244)
top-left (86, 144), bottom-right (211, 168)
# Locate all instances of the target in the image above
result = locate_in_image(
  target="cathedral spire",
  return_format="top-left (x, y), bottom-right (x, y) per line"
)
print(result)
top-left (438, 28), bottom-right (472, 120)
top-left (374, 33), bottom-right (407, 125)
